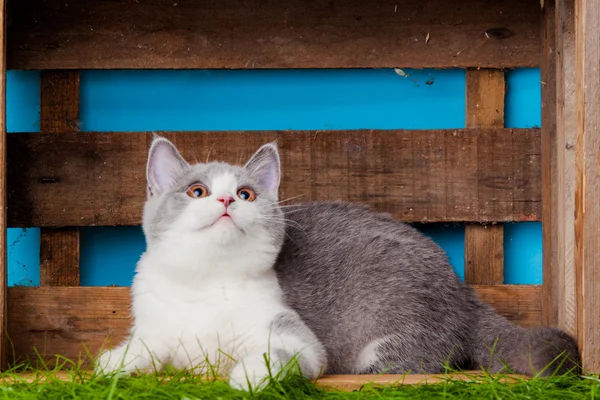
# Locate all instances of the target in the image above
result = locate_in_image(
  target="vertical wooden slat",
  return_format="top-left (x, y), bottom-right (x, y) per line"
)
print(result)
top-left (542, 0), bottom-right (578, 337)
top-left (574, 0), bottom-right (600, 373)
top-left (39, 71), bottom-right (80, 286)
top-left (0, 0), bottom-right (7, 370)
top-left (464, 69), bottom-right (505, 284)
top-left (541, 0), bottom-right (559, 328)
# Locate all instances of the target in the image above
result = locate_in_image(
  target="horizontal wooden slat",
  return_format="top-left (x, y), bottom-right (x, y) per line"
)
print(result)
top-left (6, 0), bottom-right (541, 70)
top-left (7, 129), bottom-right (541, 227)
top-left (2, 370), bottom-right (527, 389)
top-left (6, 285), bottom-right (542, 367)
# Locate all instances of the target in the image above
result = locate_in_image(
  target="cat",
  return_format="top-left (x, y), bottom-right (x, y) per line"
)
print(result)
top-left (97, 135), bottom-right (580, 390)
top-left (95, 136), bottom-right (327, 391)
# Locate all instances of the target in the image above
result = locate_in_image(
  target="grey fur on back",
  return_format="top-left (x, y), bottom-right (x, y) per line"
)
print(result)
top-left (274, 202), bottom-right (581, 376)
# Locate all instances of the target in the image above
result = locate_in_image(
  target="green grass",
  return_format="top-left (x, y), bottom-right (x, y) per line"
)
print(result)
top-left (0, 370), bottom-right (598, 399)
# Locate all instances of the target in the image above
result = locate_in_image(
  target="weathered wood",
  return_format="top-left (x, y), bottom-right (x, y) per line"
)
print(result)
top-left (6, 0), bottom-right (541, 70)
top-left (542, 0), bottom-right (577, 339)
top-left (6, 285), bottom-right (542, 367)
top-left (1, 370), bottom-right (527, 388)
top-left (465, 225), bottom-right (504, 284)
top-left (40, 71), bottom-right (79, 132)
top-left (39, 230), bottom-right (80, 287)
top-left (574, 0), bottom-right (600, 373)
top-left (464, 69), bottom-right (506, 285)
top-left (541, 0), bottom-right (558, 330)
top-left (0, 0), bottom-right (7, 370)
top-left (6, 129), bottom-right (542, 227)
top-left (465, 69), bottom-right (506, 129)
top-left (39, 71), bottom-right (80, 287)
top-left (315, 373), bottom-right (526, 390)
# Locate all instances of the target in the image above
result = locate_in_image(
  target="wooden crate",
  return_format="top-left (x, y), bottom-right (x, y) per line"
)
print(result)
top-left (0, 0), bottom-right (597, 374)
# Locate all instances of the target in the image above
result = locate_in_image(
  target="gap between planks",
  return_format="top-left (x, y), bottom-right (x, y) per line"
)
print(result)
top-left (0, 371), bottom-right (528, 391)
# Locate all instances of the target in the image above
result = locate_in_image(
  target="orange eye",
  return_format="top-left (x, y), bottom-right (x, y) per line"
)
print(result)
top-left (186, 184), bottom-right (209, 199)
top-left (237, 188), bottom-right (256, 202)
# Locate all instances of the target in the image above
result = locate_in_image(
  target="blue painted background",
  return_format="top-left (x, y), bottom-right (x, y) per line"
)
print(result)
top-left (5, 68), bottom-right (542, 287)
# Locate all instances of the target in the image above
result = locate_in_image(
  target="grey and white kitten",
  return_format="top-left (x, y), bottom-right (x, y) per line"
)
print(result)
top-left (99, 136), bottom-right (580, 390)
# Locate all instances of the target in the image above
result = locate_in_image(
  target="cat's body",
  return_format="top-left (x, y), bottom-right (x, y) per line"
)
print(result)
top-left (276, 202), bottom-right (579, 375)
top-left (97, 137), bottom-right (580, 391)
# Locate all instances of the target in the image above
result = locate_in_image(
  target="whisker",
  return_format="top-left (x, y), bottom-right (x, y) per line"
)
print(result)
top-left (276, 194), bottom-right (305, 204)
top-left (261, 217), bottom-right (305, 231)
top-left (205, 142), bottom-right (216, 164)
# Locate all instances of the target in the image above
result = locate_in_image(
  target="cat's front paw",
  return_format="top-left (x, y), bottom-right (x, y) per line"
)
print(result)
top-left (229, 355), bottom-right (282, 392)
top-left (95, 346), bottom-right (148, 376)
top-left (96, 348), bottom-right (129, 376)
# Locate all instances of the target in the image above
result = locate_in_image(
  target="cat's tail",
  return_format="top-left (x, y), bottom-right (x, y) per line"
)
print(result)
top-left (471, 303), bottom-right (581, 376)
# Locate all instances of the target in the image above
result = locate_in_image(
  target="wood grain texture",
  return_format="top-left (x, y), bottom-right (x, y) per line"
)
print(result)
top-left (315, 373), bottom-right (526, 390)
top-left (542, 0), bottom-right (577, 337)
top-left (39, 230), bottom-right (80, 287)
top-left (40, 71), bottom-right (79, 132)
top-left (574, 0), bottom-right (600, 373)
top-left (541, 0), bottom-right (559, 328)
top-left (0, 0), bottom-right (7, 370)
top-left (6, 285), bottom-right (542, 367)
top-left (465, 225), bottom-right (504, 284)
top-left (465, 69), bottom-right (506, 129)
top-left (39, 71), bottom-right (80, 287)
top-left (6, 129), bottom-right (542, 227)
top-left (1, 371), bottom-right (528, 388)
top-left (6, 0), bottom-right (541, 70)
top-left (464, 69), bottom-right (506, 285)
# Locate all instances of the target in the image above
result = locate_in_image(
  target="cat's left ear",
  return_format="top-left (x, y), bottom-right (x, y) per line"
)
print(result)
top-left (147, 135), bottom-right (189, 197)
top-left (244, 142), bottom-right (281, 196)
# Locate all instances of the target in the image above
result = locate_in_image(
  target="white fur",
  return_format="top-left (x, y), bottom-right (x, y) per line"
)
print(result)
top-left (353, 337), bottom-right (391, 373)
top-left (96, 170), bottom-right (324, 391)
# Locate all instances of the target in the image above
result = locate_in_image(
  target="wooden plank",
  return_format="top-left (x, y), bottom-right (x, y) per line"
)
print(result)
top-left (1, 370), bottom-right (528, 388)
top-left (464, 69), bottom-right (506, 285)
top-left (40, 71), bottom-right (79, 132)
top-left (574, 0), bottom-right (600, 373)
top-left (542, 0), bottom-right (578, 339)
top-left (39, 231), bottom-right (80, 287)
top-left (465, 70), bottom-right (506, 129)
top-left (541, 0), bottom-right (559, 330)
top-left (6, 129), bottom-right (542, 227)
top-left (465, 225), bottom-right (504, 284)
top-left (472, 285), bottom-right (542, 328)
top-left (0, 0), bottom-right (6, 370)
top-left (39, 71), bottom-right (80, 287)
top-left (6, 0), bottom-right (541, 70)
top-left (315, 373), bottom-right (526, 390)
top-left (6, 285), bottom-right (542, 367)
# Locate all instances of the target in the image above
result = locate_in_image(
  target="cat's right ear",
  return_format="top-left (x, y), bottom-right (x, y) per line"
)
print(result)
top-left (146, 136), bottom-right (189, 197)
top-left (244, 142), bottom-right (281, 196)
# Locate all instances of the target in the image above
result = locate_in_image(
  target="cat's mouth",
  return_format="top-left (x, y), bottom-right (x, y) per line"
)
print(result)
top-left (207, 212), bottom-right (244, 232)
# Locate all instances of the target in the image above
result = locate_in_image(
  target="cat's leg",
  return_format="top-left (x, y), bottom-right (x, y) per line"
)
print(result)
top-left (229, 311), bottom-right (327, 391)
top-left (95, 335), bottom-right (169, 376)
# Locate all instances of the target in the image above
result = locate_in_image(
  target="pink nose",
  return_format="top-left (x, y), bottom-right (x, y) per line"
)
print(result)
top-left (217, 196), bottom-right (234, 207)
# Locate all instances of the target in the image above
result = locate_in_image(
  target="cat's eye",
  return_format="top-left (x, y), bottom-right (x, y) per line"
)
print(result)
top-left (186, 184), bottom-right (210, 199)
top-left (237, 188), bottom-right (256, 202)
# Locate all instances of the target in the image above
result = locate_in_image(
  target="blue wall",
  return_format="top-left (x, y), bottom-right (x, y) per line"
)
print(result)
top-left (6, 68), bottom-right (542, 286)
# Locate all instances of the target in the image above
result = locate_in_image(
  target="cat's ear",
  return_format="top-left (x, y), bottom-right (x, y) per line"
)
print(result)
top-left (146, 135), bottom-right (189, 196)
top-left (244, 142), bottom-right (281, 196)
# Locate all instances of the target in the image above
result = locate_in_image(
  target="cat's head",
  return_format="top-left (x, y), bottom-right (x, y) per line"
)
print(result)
top-left (142, 136), bottom-right (285, 255)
